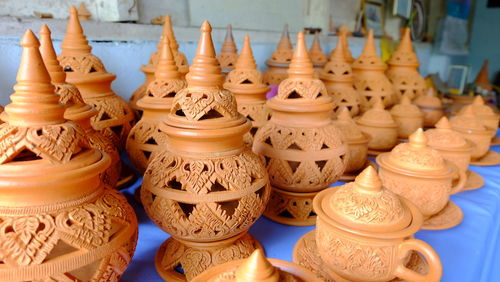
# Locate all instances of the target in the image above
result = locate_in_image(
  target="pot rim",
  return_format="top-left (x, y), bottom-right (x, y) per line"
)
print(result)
top-left (267, 96), bottom-right (335, 113)
top-left (376, 153), bottom-right (456, 179)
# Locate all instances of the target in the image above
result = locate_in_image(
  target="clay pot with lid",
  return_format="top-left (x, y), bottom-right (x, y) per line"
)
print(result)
top-left (39, 24), bottom-right (122, 187)
top-left (313, 167), bottom-right (442, 282)
top-left (414, 88), bottom-right (444, 127)
top-left (390, 95), bottom-right (424, 139)
top-left (328, 31), bottom-right (355, 64)
top-left (253, 32), bottom-right (348, 226)
top-left (458, 95), bottom-right (499, 138)
top-left (386, 28), bottom-right (426, 100)
top-left (263, 24), bottom-right (293, 86)
top-left (377, 129), bottom-right (465, 229)
top-left (0, 30), bottom-right (137, 281)
top-left (140, 21), bottom-right (270, 281)
top-left (58, 6), bottom-right (134, 150)
top-left (224, 35), bottom-right (271, 146)
top-left (356, 97), bottom-right (398, 152)
top-left (126, 36), bottom-right (186, 174)
top-left (309, 32), bottom-right (328, 71)
top-left (217, 24), bottom-right (239, 75)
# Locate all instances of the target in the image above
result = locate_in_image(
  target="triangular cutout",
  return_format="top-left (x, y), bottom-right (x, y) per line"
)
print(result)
top-left (89, 67), bottom-right (97, 73)
top-left (287, 143), bottom-right (302, 150)
top-left (43, 240), bottom-right (79, 263)
top-left (178, 202), bottom-right (195, 218)
top-left (175, 109), bottom-right (186, 116)
top-left (287, 91), bottom-right (302, 99)
top-left (64, 66), bottom-right (73, 72)
top-left (250, 127), bottom-right (258, 136)
top-left (145, 137), bottom-right (157, 145)
top-left (218, 200), bottom-right (239, 217)
top-left (143, 150), bottom-right (152, 160)
top-left (100, 112), bottom-right (112, 121)
top-left (210, 181), bottom-right (227, 192)
top-left (110, 125), bottom-right (123, 138)
top-left (287, 160), bottom-right (301, 173)
top-left (241, 79), bottom-right (253, 84)
top-left (264, 137), bottom-right (273, 146)
top-left (321, 143), bottom-right (330, 149)
top-left (278, 209), bottom-right (294, 219)
top-left (12, 148), bottom-right (43, 162)
top-left (199, 109), bottom-right (223, 120)
top-left (264, 156), bottom-right (271, 166)
top-left (167, 178), bottom-right (183, 190)
top-left (315, 160), bottom-right (327, 171)
top-left (364, 86), bottom-right (372, 91)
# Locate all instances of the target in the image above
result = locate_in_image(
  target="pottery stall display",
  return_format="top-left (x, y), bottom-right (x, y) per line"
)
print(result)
top-left (224, 35), bottom-right (271, 146)
top-left (293, 167), bottom-right (442, 282)
top-left (217, 24), bottom-right (239, 75)
top-left (319, 34), bottom-right (361, 117)
top-left (414, 88), bottom-right (445, 128)
top-left (130, 15), bottom-right (189, 118)
top-left (356, 97), bottom-right (399, 155)
top-left (352, 30), bottom-right (396, 111)
top-left (308, 32), bottom-right (328, 72)
top-left (192, 249), bottom-right (320, 282)
top-left (40, 24), bottom-right (121, 187)
top-left (263, 24), bottom-right (293, 86)
top-left (253, 32), bottom-right (348, 226)
top-left (0, 30), bottom-right (137, 281)
top-left (425, 117), bottom-right (479, 192)
top-left (386, 28), bottom-right (426, 100)
top-left (126, 36), bottom-right (186, 174)
top-left (140, 21), bottom-right (271, 281)
top-left (377, 129), bottom-right (465, 230)
top-left (390, 95), bottom-right (424, 139)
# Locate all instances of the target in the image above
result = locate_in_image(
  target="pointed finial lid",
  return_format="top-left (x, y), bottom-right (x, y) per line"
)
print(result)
top-left (390, 94), bottom-right (422, 117)
top-left (234, 249), bottom-right (279, 282)
top-left (363, 29), bottom-right (377, 56)
top-left (474, 60), bottom-right (492, 91)
top-left (235, 34), bottom-right (257, 69)
top-left (387, 27), bottom-right (418, 66)
top-left (458, 95), bottom-right (497, 117)
top-left (60, 6), bottom-right (92, 54)
top-left (287, 32), bottom-right (315, 78)
top-left (3, 30), bottom-right (65, 126)
top-left (372, 96), bottom-right (385, 110)
top-left (309, 32), bottom-right (327, 65)
top-left (354, 166), bottom-right (382, 192)
top-left (337, 106), bottom-right (352, 121)
top-left (77, 2), bottom-right (91, 19)
top-left (155, 36), bottom-right (181, 80)
top-left (435, 116), bottom-right (452, 129)
top-left (39, 24), bottom-right (66, 84)
top-left (329, 35), bottom-right (346, 62)
top-left (221, 24), bottom-right (238, 54)
top-left (340, 32), bottom-right (354, 63)
top-left (409, 128), bottom-right (427, 148)
top-left (352, 29), bottom-right (385, 70)
top-left (277, 24), bottom-right (292, 50)
top-left (164, 15), bottom-right (180, 51)
top-left (473, 95), bottom-right (485, 106)
top-left (357, 97), bottom-right (397, 127)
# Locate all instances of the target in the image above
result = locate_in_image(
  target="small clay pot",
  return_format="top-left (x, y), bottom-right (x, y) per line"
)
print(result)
top-left (458, 95), bottom-right (499, 138)
top-left (263, 24), bottom-right (292, 86)
top-left (414, 88), bottom-right (444, 128)
top-left (217, 24), bottom-right (239, 75)
top-left (314, 167), bottom-right (442, 282)
top-left (390, 95), bottom-right (424, 139)
top-left (356, 98), bottom-right (398, 152)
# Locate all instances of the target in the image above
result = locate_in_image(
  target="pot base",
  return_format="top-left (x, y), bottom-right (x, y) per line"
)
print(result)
top-left (263, 186), bottom-right (319, 226)
top-left (422, 201), bottom-right (463, 230)
top-left (293, 230), bottom-right (429, 282)
top-left (340, 160), bottom-right (376, 182)
top-left (154, 232), bottom-right (262, 282)
top-left (470, 150), bottom-right (500, 166)
top-left (116, 162), bottom-right (138, 190)
top-left (463, 170), bottom-right (485, 191)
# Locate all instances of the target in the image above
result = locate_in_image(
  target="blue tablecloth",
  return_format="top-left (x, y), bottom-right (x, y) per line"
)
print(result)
top-left (121, 145), bottom-right (500, 282)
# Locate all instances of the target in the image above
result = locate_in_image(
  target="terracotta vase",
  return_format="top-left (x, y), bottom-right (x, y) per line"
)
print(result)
top-left (356, 97), bottom-right (398, 152)
top-left (223, 35), bottom-right (271, 146)
top-left (390, 95), bottom-right (424, 139)
top-left (310, 167), bottom-right (442, 282)
top-left (474, 60), bottom-right (493, 92)
top-left (352, 30), bottom-right (396, 111)
top-left (58, 6), bottom-right (134, 150)
top-left (458, 95), bottom-right (499, 138)
top-left (126, 36), bottom-right (186, 174)
top-left (129, 15), bottom-right (189, 118)
top-left (140, 21), bottom-right (271, 281)
top-left (320, 34), bottom-right (361, 117)
top-left (329, 32), bottom-right (354, 64)
top-left (192, 249), bottom-right (320, 282)
top-left (0, 30), bottom-right (137, 281)
top-left (377, 129), bottom-right (465, 230)
top-left (386, 28), bottom-right (426, 100)
top-left (263, 24), bottom-right (293, 86)
top-left (414, 88), bottom-right (444, 127)
top-left (253, 32), bottom-right (348, 226)
top-left (309, 32), bottom-right (328, 72)
top-left (217, 24), bottom-right (239, 75)
top-left (40, 24), bottom-right (122, 187)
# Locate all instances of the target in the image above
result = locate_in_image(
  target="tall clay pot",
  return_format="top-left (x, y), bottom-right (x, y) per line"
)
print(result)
top-left (263, 24), bottom-right (293, 86)
top-left (217, 24), bottom-right (239, 76)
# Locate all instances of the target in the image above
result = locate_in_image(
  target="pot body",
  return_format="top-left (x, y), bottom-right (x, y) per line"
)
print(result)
top-left (345, 139), bottom-right (369, 173)
top-left (393, 114), bottom-right (424, 139)
top-left (357, 124), bottom-right (398, 151)
top-left (323, 81), bottom-right (361, 117)
top-left (386, 68), bottom-right (426, 100)
top-left (129, 67), bottom-right (154, 114)
top-left (418, 106), bottom-right (444, 128)
top-left (454, 129), bottom-right (492, 160)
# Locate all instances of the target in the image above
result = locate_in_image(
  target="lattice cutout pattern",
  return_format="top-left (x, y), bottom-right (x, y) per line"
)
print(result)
top-left (58, 54), bottom-right (106, 74)
top-left (126, 120), bottom-right (169, 173)
top-left (387, 69), bottom-right (426, 100)
top-left (353, 75), bottom-right (396, 111)
top-left (277, 79), bottom-right (328, 100)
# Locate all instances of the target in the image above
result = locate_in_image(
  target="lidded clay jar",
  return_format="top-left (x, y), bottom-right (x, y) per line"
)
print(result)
top-left (217, 24), bottom-right (239, 75)
top-left (352, 30), bottom-right (396, 111)
top-left (390, 95), bottom-right (424, 139)
top-left (39, 24), bottom-right (121, 187)
top-left (386, 28), bottom-right (426, 100)
top-left (356, 97), bottom-right (398, 152)
top-left (0, 30), bottom-right (137, 281)
top-left (224, 35), bottom-right (271, 146)
top-left (140, 21), bottom-right (270, 281)
top-left (263, 24), bottom-right (293, 86)
top-left (192, 249), bottom-right (320, 282)
top-left (320, 34), bottom-right (361, 117)
top-left (458, 95), bottom-right (499, 137)
top-left (308, 32), bottom-right (328, 71)
top-left (58, 6), bottom-right (134, 149)
top-left (414, 88), bottom-right (444, 128)
top-left (253, 32), bottom-right (348, 226)
top-left (126, 36), bottom-right (186, 174)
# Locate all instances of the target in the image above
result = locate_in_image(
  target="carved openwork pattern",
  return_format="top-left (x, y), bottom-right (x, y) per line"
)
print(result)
top-left (129, 82), bottom-right (149, 108)
top-left (171, 88), bottom-right (239, 121)
top-left (387, 70), bottom-right (426, 100)
top-left (54, 83), bottom-right (85, 106)
top-left (327, 86), bottom-right (361, 117)
top-left (238, 104), bottom-right (272, 146)
top-left (225, 69), bottom-right (263, 86)
top-left (353, 76), bottom-right (395, 110)
top-left (264, 189), bottom-right (315, 222)
top-left (277, 79), bottom-right (328, 100)
top-left (217, 53), bottom-right (239, 70)
top-left (150, 50), bottom-right (188, 74)
top-left (146, 79), bottom-right (187, 99)
top-left (321, 61), bottom-right (352, 81)
top-left (126, 120), bottom-right (169, 173)
top-left (87, 129), bottom-right (122, 187)
top-left (269, 49), bottom-right (293, 64)
top-left (58, 54), bottom-right (106, 74)
top-left (0, 188), bottom-right (137, 281)
top-left (263, 70), bottom-right (288, 86)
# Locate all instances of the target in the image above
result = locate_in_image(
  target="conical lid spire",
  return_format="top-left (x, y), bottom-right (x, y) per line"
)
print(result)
top-left (310, 32), bottom-right (322, 53)
top-left (277, 24), bottom-right (292, 50)
top-left (308, 32), bottom-right (327, 65)
top-left (363, 30), bottom-right (377, 56)
top-left (340, 32), bottom-right (354, 63)
top-left (409, 128), bottom-right (427, 148)
top-left (61, 6), bottom-right (92, 54)
top-left (337, 106), bottom-right (352, 121)
top-left (155, 36), bottom-right (180, 80)
top-left (329, 34), bottom-right (346, 62)
top-left (234, 249), bottom-right (279, 282)
top-left (474, 60), bottom-right (492, 91)
top-left (354, 166), bottom-right (382, 192)
top-left (352, 29), bottom-right (385, 70)
top-left (435, 116), bottom-right (452, 129)
top-left (164, 15), bottom-right (180, 51)
top-left (287, 32), bottom-right (315, 78)
top-left (235, 35), bottom-right (257, 69)
top-left (39, 24), bottom-right (66, 84)
top-left (387, 27), bottom-right (418, 66)
top-left (3, 30), bottom-right (65, 126)
top-left (221, 24), bottom-right (238, 54)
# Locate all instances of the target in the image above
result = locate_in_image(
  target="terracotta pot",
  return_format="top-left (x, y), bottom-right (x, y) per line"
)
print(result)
top-left (458, 95), bottom-right (499, 138)
top-left (217, 24), bottom-right (239, 75)
top-left (126, 36), bottom-right (186, 174)
top-left (263, 24), bottom-right (292, 86)
top-left (390, 95), bottom-right (424, 139)
top-left (314, 166), bottom-right (442, 282)
top-left (141, 21), bottom-right (270, 281)
top-left (474, 60), bottom-right (493, 92)
top-left (328, 32), bottom-right (355, 64)
top-left (309, 32), bottom-right (328, 71)
top-left (253, 32), bottom-right (348, 226)
top-left (0, 30), bottom-right (137, 281)
top-left (414, 88), bottom-right (444, 127)
top-left (356, 98), bottom-right (398, 152)
top-left (224, 35), bottom-right (271, 146)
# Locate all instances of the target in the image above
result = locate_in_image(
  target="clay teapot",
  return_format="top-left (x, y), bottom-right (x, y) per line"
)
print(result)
top-left (377, 129), bottom-right (465, 229)
top-left (40, 24), bottom-right (121, 187)
top-left (263, 24), bottom-right (293, 86)
top-left (309, 32), bottom-right (328, 71)
top-left (458, 95), bottom-right (499, 138)
top-left (126, 36), bottom-right (186, 174)
top-left (217, 24), bottom-right (239, 75)
top-left (58, 6), bottom-right (134, 149)
top-left (390, 95), bottom-right (424, 139)
top-left (192, 249), bottom-right (320, 282)
top-left (320, 33), bottom-right (361, 117)
top-left (253, 32), bottom-right (348, 226)
top-left (313, 166), bottom-right (442, 282)
top-left (329, 31), bottom-right (355, 64)
top-left (352, 30), bottom-right (396, 111)
top-left (0, 30), bottom-right (137, 281)
top-left (140, 21), bottom-right (270, 281)
top-left (224, 34), bottom-right (271, 146)
top-left (130, 15), bottom-right (189, 118)
top-left (356, 97), bottom-right (399, 152)
top-left (386, 28), bottom-right (426, 100)
top-left (414, 88), bottom-right (444, 128)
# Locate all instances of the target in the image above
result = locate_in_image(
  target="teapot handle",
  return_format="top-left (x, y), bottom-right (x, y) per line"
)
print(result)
top-left (449, 162), bottom-right (467, 194)
top-left (394, 239), bottom-right (442, 282)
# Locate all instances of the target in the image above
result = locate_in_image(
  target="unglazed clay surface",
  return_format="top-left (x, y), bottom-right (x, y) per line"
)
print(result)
top-left (263, 25), bottom-right (292, 85)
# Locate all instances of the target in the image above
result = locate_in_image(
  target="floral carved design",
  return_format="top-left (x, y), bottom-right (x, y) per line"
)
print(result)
top-left (264, 188), bottom-right (316, 224)
top-left (58, 54), bottom-right (106, 74)
top-left (353, 76), bottom-right (395, 111)
top-left (277, 79), bottom-right (328, 100)
top-left (146, 79), bottom-right (186, 99)
top-left (87, 129), bottom-right (121, 187)
top-left (54, 83), bottom-right (85, 106)
top-left (126, 120), bottom-right (169, 173)
top-left (217, 53), bottom-right (239, 71)
top-left (171, 88), bottom-right (239, 121)
top-left (238, 104), bottom-right (272, 146)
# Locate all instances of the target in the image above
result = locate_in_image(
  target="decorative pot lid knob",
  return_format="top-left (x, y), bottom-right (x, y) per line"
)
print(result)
top-left (425, 117), bottom-right (469, 149)
top-left (234, 249), bottom-right (279, 282)
top-left (414, 88), bottom-right (443, 108)
top-left (334, 107), bottom-right (366, 142)
top-left (387, 27), bottom-right (419, 67)
top-left (390, 95), bottom-right (423, 117)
